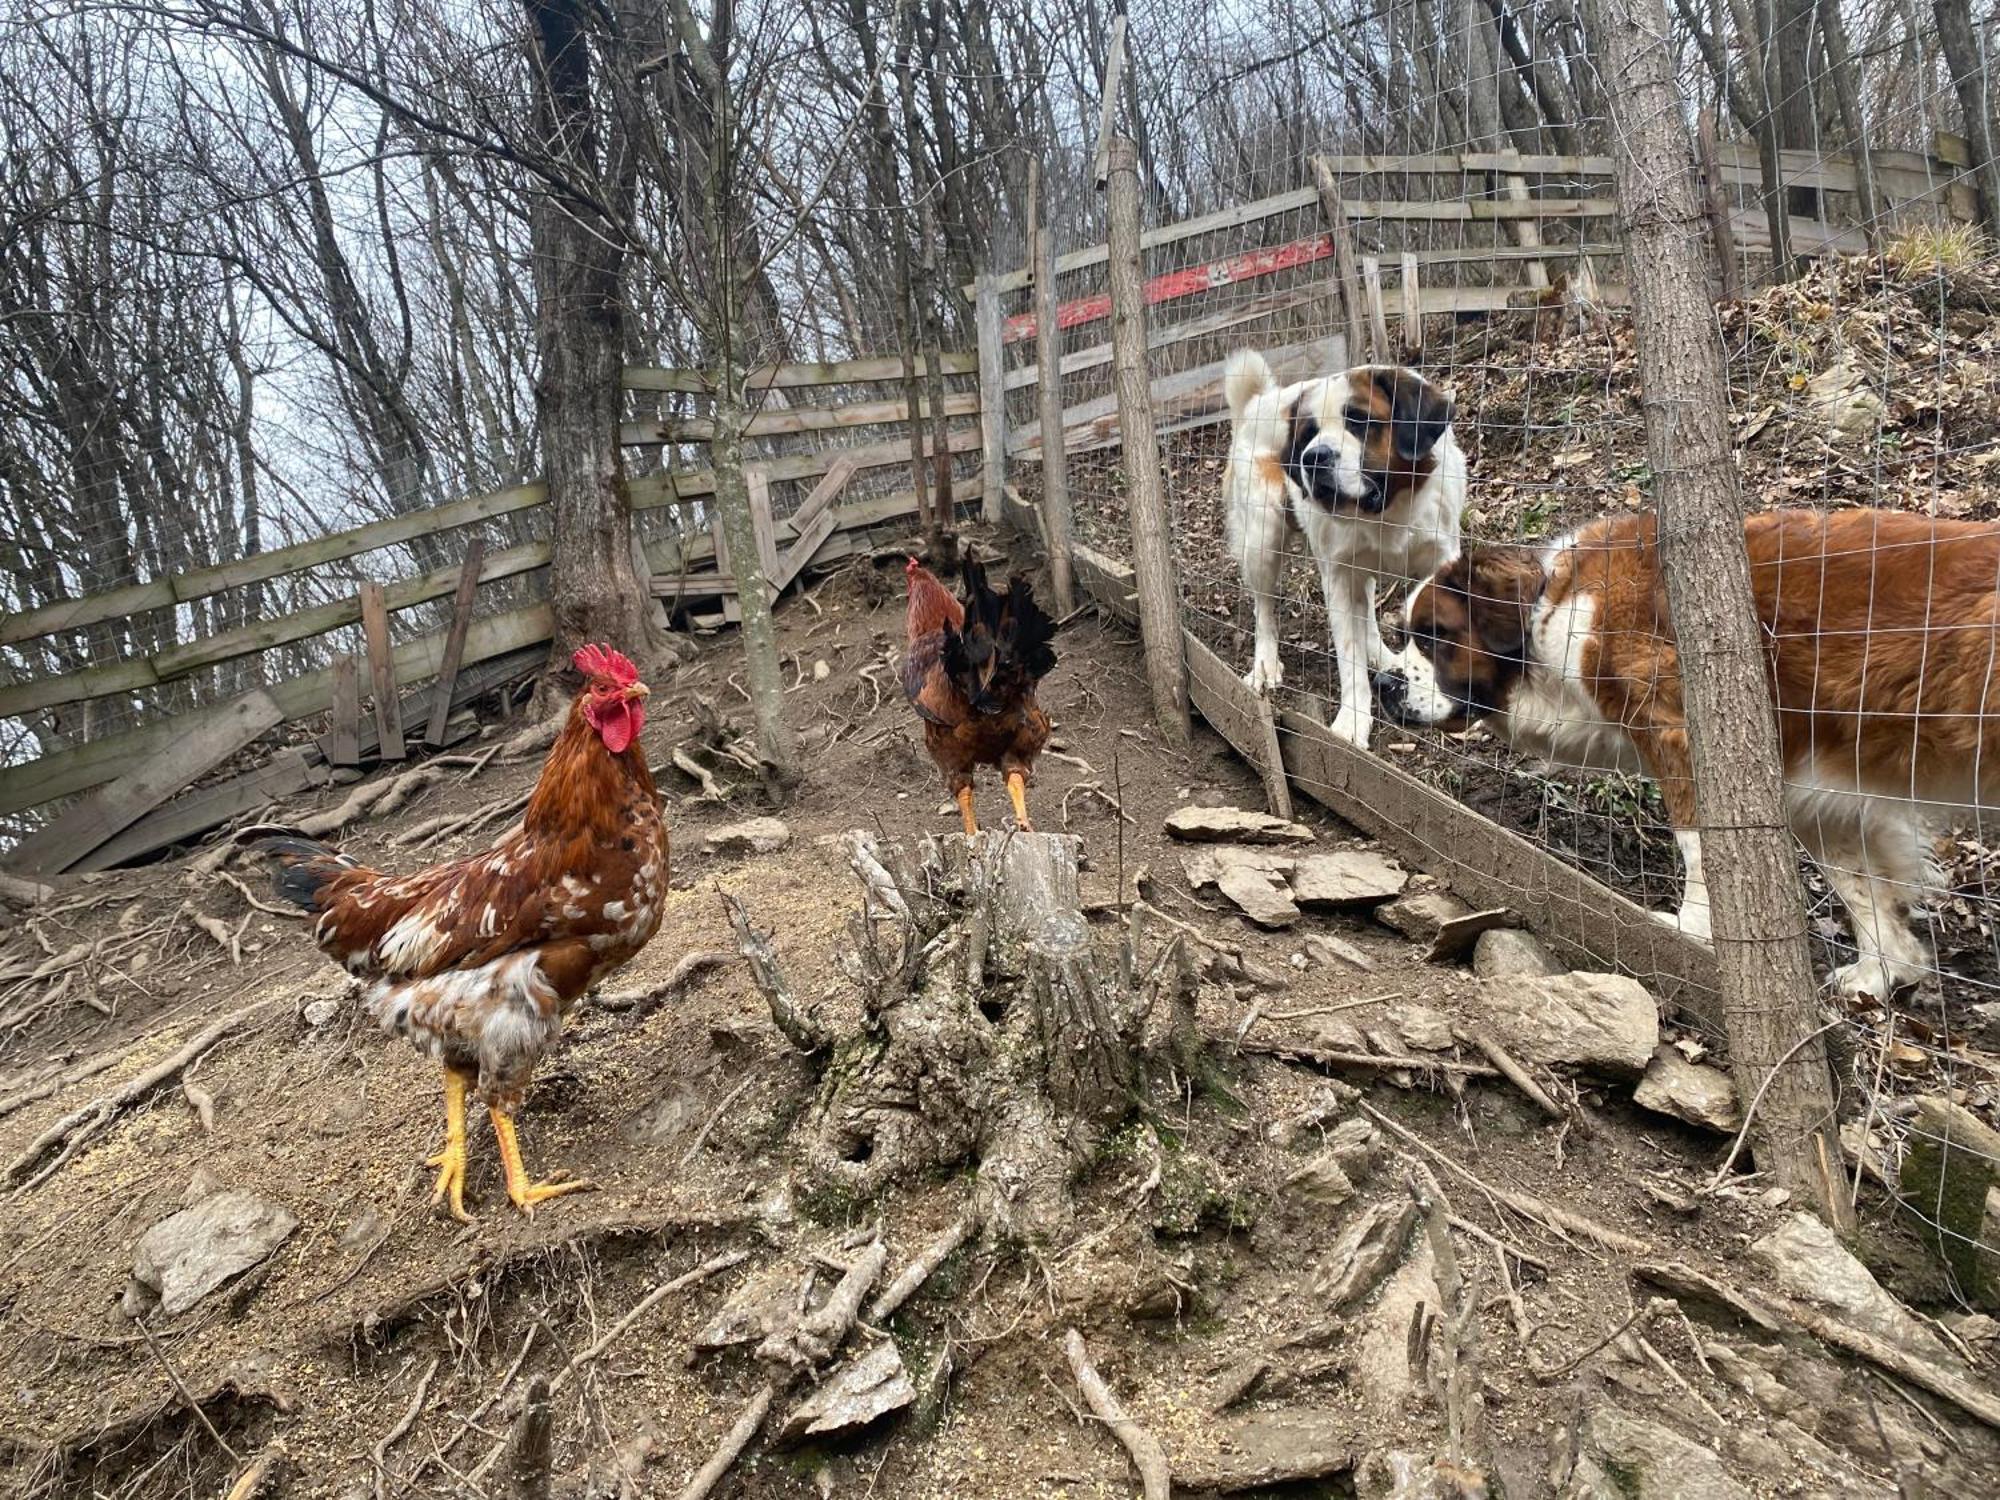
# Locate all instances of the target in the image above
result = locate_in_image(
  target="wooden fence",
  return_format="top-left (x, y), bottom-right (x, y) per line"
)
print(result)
top-left (0, 352), bottom-right (986, 871)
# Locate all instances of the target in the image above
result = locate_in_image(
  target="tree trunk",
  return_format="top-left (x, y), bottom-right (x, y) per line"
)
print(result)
top-left (1770, 0), bottom-right (1821, 216)
top-left (710, 390), bottom-right (800, 796)
top-left (1104, 137), bottom-right (1188, 745)
top-left (1935, 0), bottom-right (2000, 237)
top-left (736, 831), bottom-right (1181, 1246)
top-left (1816, 0), bottom-right (1881, 253)
top-left (527, 0), bottom-right (660, 679)
top-left (898, 2), bottom-right (955, 556)
top-left (1583, 0), bottom-right (1854, 1234)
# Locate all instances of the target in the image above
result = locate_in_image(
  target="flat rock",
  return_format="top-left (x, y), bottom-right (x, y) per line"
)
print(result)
top-left (1315, 1017), bottom-right (1369, 1052)
top-left (1318, 1198), bottom-right (1417, 1309)
top-left (702, 817), bottom-right (792, 856)
top-left (1750, 1212), bottom-right (1951, 1362)
top-left (1304, 932), bottom-right (1377, 972)
top-left (693, 1264), bottom-right (801, 1349)
top-left (122, 1190), bottom-right (297, 1318)
top-left (1426, 906), bottom-right (1513, 963)
top-left (1324, 1116), bottom-right (1380, 1176)
top-left (1567, 1405), bottom-right (1749, 1499)
top-left (1217, 864), bottom-right (1300, 928)
top-left (1472, 926), bottom-right (1566, 978)
top-left (1393, 1005), bottom-right (1455, 1052)
top-left (1172, 1409), bottom-right (1358, 1492)
top-left (1285, 1151), bottom-right (1357, 1208)
top-left (1181, 845), bottom-right (1297, 890)
top-left (776, 1342), bottom-right (913, 1445)
top-left (1375, 888), bottom-right (1471, 943)
top-left (1634, 1046), bottom-right (1742, 1133)
top-left (1290, 851), bottom-right (1407, 909)
top-left (1165, 806), bottom-right (1315, 845)
top-left (1478, 971), bottom-right (1659, 1077)
top-left (1350, 1238), bottom-right (1438, 1416)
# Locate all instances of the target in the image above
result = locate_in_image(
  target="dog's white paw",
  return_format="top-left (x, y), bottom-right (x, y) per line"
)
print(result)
top-left (1244, 658), bottom-right (1283, 697)
top-left (1829, 956), bottom-right (1925, 1003)
top-left (1329, 704), bottom-right (1372, 749)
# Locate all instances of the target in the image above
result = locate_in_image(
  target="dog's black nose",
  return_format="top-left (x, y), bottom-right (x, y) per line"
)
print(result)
top-left (1372, 670), bottom-right (1406, 711)
top-left (1295, 445), bottom-right (1340, 502)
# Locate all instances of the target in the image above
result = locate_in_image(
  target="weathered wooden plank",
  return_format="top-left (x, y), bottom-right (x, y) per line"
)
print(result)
top-left (1184, 630), bottom-right (1292, 820)
top-left (425, 540), bottom-right (486, 748)
top-left (1275, 707), bottom-right (1720, 1027)
top-left (745, 469), bottom-right (780, 581)
top-left (78, 749), bottom-right (331, 873)
top-left (359, 583), bottom-right (404, 763)
top-left (627, 427), bottom-right (978, 512)
top-left (768, 508), bottom-right (840, 595)
top-left (1311, 156), bottom-right (1369, 366)
top-left (790, 457), bottom-right (857, 532)
top-left (1091, 13), bottom-right (1128, 186)
top-left (620, 353), bottom-right (977, 394)
top-left (1361, 257), bottom-right (1389, 362)
top-left (0, 604), bottom-right (557, 817)
top-left (620, 391), bottom-right (980, 444)
top-left (975, 271), bottom-right (1007, 525)
top-left (0, 483), bottom-right (546, 651)
top-left (4, 690), bottom-right (284, 876)
top-left (328, 655), bottom-right (362, 768)
top-left (1398, 253), bottom-right (1422, 358)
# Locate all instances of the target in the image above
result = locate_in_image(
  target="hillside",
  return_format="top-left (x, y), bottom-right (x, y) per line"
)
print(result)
top-left (0, 531), bottom-right (1995, 1498)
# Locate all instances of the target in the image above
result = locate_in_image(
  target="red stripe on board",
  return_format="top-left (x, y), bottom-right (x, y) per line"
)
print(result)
top-left (1004, 233), bottom-right (1336, 343)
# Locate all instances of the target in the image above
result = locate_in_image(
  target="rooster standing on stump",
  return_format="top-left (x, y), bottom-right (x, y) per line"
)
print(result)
top-left (902, 555), bottom-right (1058, 834)
top-left (244, 645), bottom-right (667, 1220)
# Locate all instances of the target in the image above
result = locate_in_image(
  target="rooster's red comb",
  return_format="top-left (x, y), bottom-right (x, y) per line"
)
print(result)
top-left (905, 556), bottom-right (922, 577)
top-left (572, 644), bottom-right (638, 685)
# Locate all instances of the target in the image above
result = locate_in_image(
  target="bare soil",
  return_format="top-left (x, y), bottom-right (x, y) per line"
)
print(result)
top-left (0, 527), bottom-right (1996, 1498)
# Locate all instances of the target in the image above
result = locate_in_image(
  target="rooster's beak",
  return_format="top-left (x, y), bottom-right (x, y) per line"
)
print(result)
top-left (624, 682), bottom-right (651, 701)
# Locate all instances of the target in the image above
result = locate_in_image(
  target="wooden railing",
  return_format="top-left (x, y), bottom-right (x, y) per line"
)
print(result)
top-left (0, 352), bottom-right (985, 845)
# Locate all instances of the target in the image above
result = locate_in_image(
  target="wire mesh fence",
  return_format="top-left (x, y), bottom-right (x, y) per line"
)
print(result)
top-left (999, 0), bottom-right (2000, 1288)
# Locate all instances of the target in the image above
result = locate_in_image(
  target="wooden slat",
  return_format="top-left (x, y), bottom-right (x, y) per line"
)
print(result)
top-left (976, 272), bottom-right (1007, 525)
top-left (1398, 253), bottom-right (1421, 359)
top-left (77, 749), bottom-right (330, 874)
top-left (359, 583), bottom-right (404, 763)
top-left (768, 508), bottom-right (840, 595)
top-left (327, 655), bottom-right (361, 768)
top-left (627, 427), bottom-right (978, 512)
top-left (746, 470), bottom-right (780, 581)
top-left (4, 690), bottom-right (284, 876)
top-left (1004, 285), bottom-right (1321, 394)
top-left (791, 457), bottom-right (858, 532)
top-left (1184, 630), bottom-right (1291, 820)
top-left (1275, 708), bottom-right (1720, 1027)
top-left (425, 540), bottom-right (485, 748)
top-left (1091, 14), bottom-right (1128, 187)
top-left (0, 603), bottom-right (557, 817)
top-left (1361, 257), bottom-right (1389, 362)
top-left (0, 482), bottom-right (545, 649)
top-left (620, 352), bottom-right (976, 394)
top-left (620, 391), bottom-right (980, 444)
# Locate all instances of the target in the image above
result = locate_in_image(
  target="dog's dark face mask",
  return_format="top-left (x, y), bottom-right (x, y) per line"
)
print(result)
top-left (1374, 550), bottom-right (1541, 727)
top-left (1282, 366), bottom-right (1454, 516)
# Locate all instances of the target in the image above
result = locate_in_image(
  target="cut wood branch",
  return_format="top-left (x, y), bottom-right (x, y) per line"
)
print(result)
top-left (674, 1385), bottom-right (772, 1500)
top-left (1243, 1039), bottom-right (1500, 1078)
top-left (758, 1240), bottom-right (888, 1370)
top-left (722, 893), bottom-right (830, 1055)
top-left (1467, 1031), bottom-right (1570, 1123)
top-left (1063, 1327), bottom-right (1171, 1500)
top-left (8, 1001), bottom-right (269, 1189)
top-left (549, 1250), bottom-right (750, 1398)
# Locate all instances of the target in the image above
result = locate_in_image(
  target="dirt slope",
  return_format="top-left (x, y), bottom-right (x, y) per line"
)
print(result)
top-left (0, 531), bottom-right (1993, 1498)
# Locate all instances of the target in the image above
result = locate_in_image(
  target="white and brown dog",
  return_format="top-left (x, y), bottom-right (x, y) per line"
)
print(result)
top-left (1224, 351), bottom-right (1465, 747)
top-left (1376, 507), bottom-right (2000, 1001)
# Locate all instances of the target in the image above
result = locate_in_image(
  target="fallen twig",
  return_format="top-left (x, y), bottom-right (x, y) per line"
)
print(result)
top-left (7, 1002), bottom-right (269, 1189)
top-left (223, 1442), bottom-right (293, 1500)
top-left (136, 1314), bottom-right (240, 1463)
top-left (673, 1385), bottom-right (772, 1500)
top-left (1063, 1327), bottom-right (1171, 1500)
top-left (868, 1215), bottom-right (975, 1323)
top-left (683, 1078), bottom-right (757, 1165)
top-left (371, 1356), bottom-right (439, 1500)
top-left (219, 869), bottom-right (306, 920)
top-left (1701, 1018), bottom-right (1845, 1195)
top-left (595, 949), bottom-right (735, 1018)
top-left (1528, 1300), bottom-right (1662, 1382)
top-left (1467, 1031), bottom-right (1570, 1124)
top-left (1362, 1103), bottom-right (1653, 1258)
top-left (1262, 994), bottom-right (1401, 1022)
top-left (547, 1249), bottom-right (749, 1398)
top-left (672, 746), bottom-right (731, 802)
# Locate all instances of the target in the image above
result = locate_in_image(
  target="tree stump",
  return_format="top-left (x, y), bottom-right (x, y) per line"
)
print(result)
top-left (734, 830), bottom-right (1188, 1244)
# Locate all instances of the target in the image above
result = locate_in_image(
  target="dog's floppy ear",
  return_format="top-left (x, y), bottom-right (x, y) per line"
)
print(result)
top-left (1375, 368), bottom-right (1453, 462)
top-left (1457, 548), bottom-right (1539, 658)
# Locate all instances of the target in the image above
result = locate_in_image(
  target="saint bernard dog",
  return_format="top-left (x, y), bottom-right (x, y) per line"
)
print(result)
top-left (1376, 507), bottom-right (2000, 1001)
top-left (1224, 350), bottom-right (1466, 748)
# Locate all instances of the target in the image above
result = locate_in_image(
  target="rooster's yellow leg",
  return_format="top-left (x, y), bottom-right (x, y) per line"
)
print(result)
top-left (956, 785), bottom-right (979, 837)
top-left (426, 1068), bottom-right (474, 1223)
top-left (1006, 771), bottom-right (1034, 832)
top-left (489, 1107), bottom-right (595, 1216)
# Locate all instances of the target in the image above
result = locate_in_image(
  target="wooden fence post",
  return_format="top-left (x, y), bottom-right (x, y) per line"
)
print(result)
top-left (328, 655), bottom-right (361, 768)
top-left (1398, 253), bottom-right (1422, 361)
top-left (1498, 147), bottom-right (1551, 291)
top-left (1030, 161), bottom-right (1077, 618)
top-left (1308, 156), bottom-right (1368, 365)
top-left (426, 539), bottom-right (485, 748)
top-left (1103, 135), bottom-right (1188, 744)
top-left (358, 582), bottom-right (404, 762)
top-left (975, 272), bottom-right (1007, 527)
top-left (1584, 0), bottom-right (1853, 1233)
top-left (1360, 257), bottom-right (1390, 363)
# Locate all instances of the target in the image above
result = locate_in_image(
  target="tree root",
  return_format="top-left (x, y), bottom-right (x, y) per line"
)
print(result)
top-left (757, 1240), bottom-right (887, 1371)
top-left (8, 1001), bottom-right (270, 1190)
top-left (722, 894), bottom-right (829, 1055)
top-left (868, 1213), bottom-right (975, 1323)
top-left (673, 1386), bottom-right (772, 1500)
top-left (595, 949), bottom-right (735, 1020)
top-left (1063, 1328), bottom-right (1171, 1500)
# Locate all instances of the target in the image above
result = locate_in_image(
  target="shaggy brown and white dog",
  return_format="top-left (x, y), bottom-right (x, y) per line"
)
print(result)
top-left (1375, 508), bottom-right (2000, 1000)
top-left (1224, 351), bottom-right (1465, 748)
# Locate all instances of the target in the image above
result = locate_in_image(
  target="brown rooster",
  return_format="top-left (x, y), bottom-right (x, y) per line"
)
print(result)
top-left (246, 644), bottom-right (667, 1219)
top-left (903, 555), bottom-right (1058, 834)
